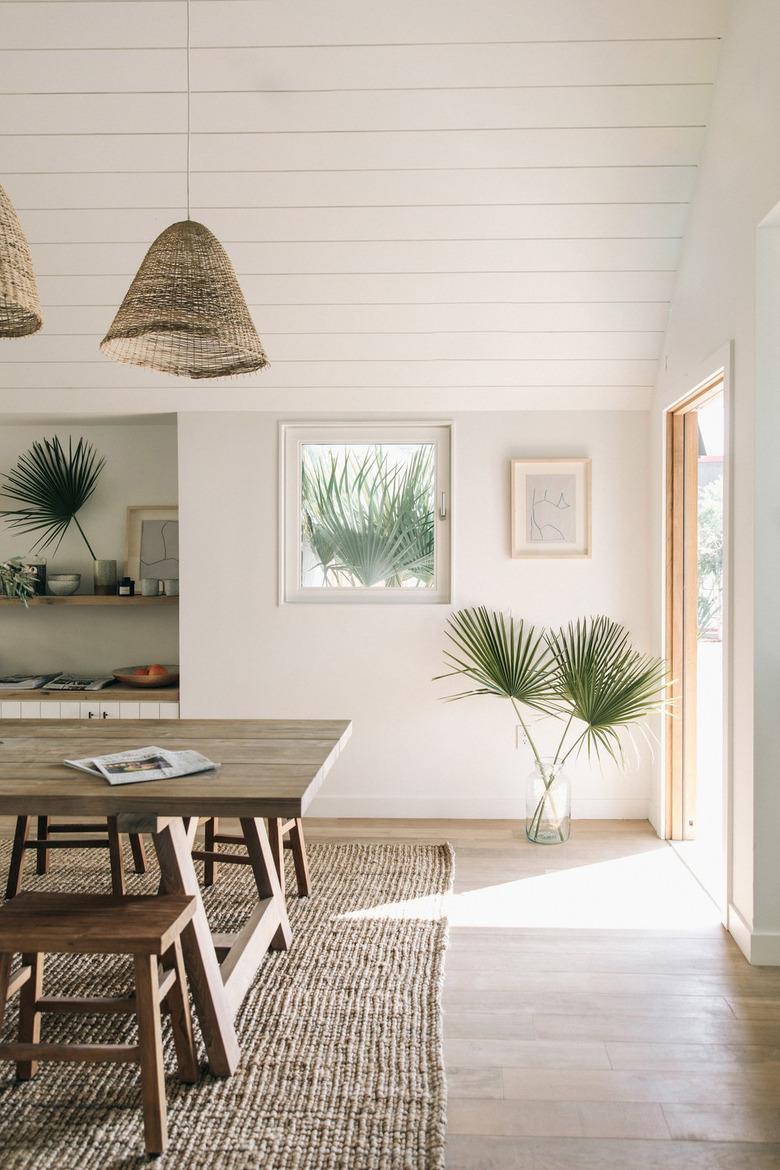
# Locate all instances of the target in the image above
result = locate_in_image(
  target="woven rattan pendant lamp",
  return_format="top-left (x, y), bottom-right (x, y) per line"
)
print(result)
top-left (0, 184), bottom-right (43, 337)
top-left (100, 1), bottom-right (267, 379)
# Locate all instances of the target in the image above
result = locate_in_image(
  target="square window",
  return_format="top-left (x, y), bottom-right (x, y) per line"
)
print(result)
top-left (281, 423), bottom-right (451, 604)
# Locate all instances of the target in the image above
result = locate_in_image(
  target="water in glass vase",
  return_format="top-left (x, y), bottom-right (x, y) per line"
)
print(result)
top-left (526, 758), bottom-right (571, 844)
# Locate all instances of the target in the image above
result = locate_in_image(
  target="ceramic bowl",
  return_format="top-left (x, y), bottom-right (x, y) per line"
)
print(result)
top-left (111, 665), bottom-right (180, 688)
top-left (47, 574), bottom-right (81, 596)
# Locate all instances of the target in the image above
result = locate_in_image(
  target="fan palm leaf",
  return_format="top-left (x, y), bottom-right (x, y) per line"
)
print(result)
top-left (436, 606), bottom-right (560, 711)
top-left (0, 436), bottom-right (105, 558)
top-left (546, 616), bottom-right (670, 765)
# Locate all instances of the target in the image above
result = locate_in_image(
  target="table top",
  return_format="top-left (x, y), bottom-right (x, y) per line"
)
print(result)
top-left (0, 719), bottom-right (352, 818)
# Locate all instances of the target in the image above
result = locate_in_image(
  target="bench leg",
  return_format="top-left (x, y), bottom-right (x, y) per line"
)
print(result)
top-left (129, 833), bottom-right (148, 875)
top-left (162, 937), bottom-right (198, 1084)
top-left (0, 953), bottom-right (11, 1031)
top-left (106, 819), bottom-right (126, 896)
top-left (134, 954), bottom-right (167, 1156)
top-left (267, 818), bottom-right (286, 899)
top-left (5, 817), bottom-right (29, 901)
top-left (16, 952), bottom-right (43, 1081)
top-left (204, 817), bottom-right (218, 888)
top-left (35, 817), bottom-right (49, 877)
top-left (288, 818), bottom-right (311, 898)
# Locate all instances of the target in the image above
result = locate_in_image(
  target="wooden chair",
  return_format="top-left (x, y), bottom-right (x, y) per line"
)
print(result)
top-left (4, 815), bottom-right (149, 901)
top-left (194, 816), bottom-right (311, 898)
top-left (0, 891), bottom-right (198, 1157)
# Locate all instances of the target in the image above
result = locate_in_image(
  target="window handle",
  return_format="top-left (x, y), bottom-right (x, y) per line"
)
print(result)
top-left (440, 492), bottom-right (447, 520)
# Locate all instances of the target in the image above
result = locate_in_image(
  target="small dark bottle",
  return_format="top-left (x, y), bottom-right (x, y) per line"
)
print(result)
top-left (118, 576), bottom-right (135, 597)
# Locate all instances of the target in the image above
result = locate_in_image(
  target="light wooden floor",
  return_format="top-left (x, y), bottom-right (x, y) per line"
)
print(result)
top-left (304, 819), bottom-right (780, 1170)
top-left (4, 817), bottom-right (780, 1168)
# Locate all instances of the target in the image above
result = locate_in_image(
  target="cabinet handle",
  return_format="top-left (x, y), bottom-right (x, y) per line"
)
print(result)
top-left (88, 711), bottom-right (95, 719)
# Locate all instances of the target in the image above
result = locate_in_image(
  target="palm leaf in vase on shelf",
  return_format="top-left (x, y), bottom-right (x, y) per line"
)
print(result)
top-left (0, 436), bottom-right (114, 595)
top-left (436, 607), bottom-right (670, 843)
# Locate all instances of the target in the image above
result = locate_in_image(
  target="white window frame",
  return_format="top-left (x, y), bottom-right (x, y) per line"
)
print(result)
top-left (280, 421), bottom-right (452, 605)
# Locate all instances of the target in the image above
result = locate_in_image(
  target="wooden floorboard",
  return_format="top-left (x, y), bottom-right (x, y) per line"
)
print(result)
top-left (3, 815), bottom-right (779, 1167)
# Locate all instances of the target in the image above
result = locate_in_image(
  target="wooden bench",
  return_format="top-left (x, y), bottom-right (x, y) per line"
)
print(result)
top-left (0, 892), bottom-right (198, 1157)
top-left (194, 816), bottom-right (311, 898)
top-left (5, 814), bottom-right (148, 899)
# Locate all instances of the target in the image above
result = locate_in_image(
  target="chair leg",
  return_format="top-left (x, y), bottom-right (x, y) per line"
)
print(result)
top-left (0, 953), bottom-right (11, 1032)
top-left (162, 938), bottom-right (198, 1084)
top-left (106, 819), bottom-right (126, 896)
top-left (35, 816), bottom-right (49, 876)
top-left (203, 817), bottom-right (218, 887)
top-left (287, 818), bottom-right (311, 898)
top-left (5, 817), bottom-right (29, 900)
top-left (16, 952), bottom-right (43, 1081)
top-left (129, 833), bottom-right (148, 875)
top-left (133, 954), bottom-right (168, 1156)
top-left (267, 818), bottom-right (286, 899)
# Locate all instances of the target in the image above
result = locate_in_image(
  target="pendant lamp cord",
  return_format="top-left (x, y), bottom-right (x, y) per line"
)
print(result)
top-left (185, 0), bottom-right (191, 220)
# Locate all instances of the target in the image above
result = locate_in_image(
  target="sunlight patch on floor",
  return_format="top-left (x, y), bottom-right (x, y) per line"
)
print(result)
top-left (339, 844), bottom-right (722, 931)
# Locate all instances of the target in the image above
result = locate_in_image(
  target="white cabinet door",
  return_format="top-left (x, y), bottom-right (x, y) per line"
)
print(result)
top-left (79, 701), bottom-right (102, 721)
top-left (99, 702), bottom-right (121, 720)
top-left (1, 702), bottom-right (22, 719)
top-left (20, 702), bottom-right (41, 719)
top-left (59, 702), bottom-right (81, 719)
top-left (159, 702), bottom-right (180, 719)
top-left (138, 703), bottom-right (160, 719)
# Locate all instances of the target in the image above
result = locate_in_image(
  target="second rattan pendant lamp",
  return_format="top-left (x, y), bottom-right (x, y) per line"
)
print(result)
top-left (100, 0), bottom-right (268, 379)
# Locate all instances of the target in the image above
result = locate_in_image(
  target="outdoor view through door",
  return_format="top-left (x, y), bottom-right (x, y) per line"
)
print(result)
top-left (666, 379), bottom-right (726, 908)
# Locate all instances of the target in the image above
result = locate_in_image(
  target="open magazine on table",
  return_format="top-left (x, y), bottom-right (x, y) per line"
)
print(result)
top-left (65, 746), bottom-right (220, 786)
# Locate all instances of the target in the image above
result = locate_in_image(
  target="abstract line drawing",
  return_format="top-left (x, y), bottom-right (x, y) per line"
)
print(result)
top-left (139, 518), bottom-right (179, 577)
top-left (526, 474), bottom-right (576, 543)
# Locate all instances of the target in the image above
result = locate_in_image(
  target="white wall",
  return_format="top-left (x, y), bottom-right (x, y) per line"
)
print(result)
top-left (178, 410), bottom-right (652, 819)
top-left (651, 0), bottom-right (780, 960)
top-left (0, 419), bottom-right (178, 675)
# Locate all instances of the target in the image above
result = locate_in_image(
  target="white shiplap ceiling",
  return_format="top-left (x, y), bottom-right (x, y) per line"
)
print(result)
top-left (0, 0), bottom-right (726, 411)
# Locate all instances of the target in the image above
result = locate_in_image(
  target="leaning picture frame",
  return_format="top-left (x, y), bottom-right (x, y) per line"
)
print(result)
top-left (125, 505), bottom-right (179, 581)
top-left (510, 458), bottom-right (591, 559)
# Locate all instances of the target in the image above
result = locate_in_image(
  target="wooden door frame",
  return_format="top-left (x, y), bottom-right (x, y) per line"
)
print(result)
top-left (664, 373), bottom-right (728, 843)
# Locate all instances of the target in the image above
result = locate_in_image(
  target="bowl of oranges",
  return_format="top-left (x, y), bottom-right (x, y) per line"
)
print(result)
top-left (111, 664), bottom-right (179, 688)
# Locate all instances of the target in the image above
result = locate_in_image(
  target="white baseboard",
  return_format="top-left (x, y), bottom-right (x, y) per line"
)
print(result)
top-left (728, 903), bottom-right (780, 966)
top-left (307, 795), bottom-right (650, 820)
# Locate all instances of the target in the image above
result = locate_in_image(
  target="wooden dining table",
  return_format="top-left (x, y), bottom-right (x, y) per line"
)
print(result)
top-left (0, 718), bottom-right (352, 1076)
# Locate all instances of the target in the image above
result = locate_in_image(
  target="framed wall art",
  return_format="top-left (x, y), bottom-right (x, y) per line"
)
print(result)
top-left (510, 458), bottom-right (591, 559)
top-left (125, 505), bottom-right (179, 580)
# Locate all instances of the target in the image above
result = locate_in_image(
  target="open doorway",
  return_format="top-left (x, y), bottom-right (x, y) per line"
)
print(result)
top-left (665, 377), bottom-right (726, 908)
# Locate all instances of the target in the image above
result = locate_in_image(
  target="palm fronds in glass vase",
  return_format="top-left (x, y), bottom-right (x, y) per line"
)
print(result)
top-left (437, 607), bottom-right (670, 841)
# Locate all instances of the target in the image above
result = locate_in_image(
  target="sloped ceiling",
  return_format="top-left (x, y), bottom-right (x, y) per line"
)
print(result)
top-left (0, 0), bottom-right (727, 411)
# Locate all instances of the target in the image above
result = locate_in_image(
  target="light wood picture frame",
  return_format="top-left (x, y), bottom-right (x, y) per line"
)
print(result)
top-left (510, 458), bottom-right (591, 559)
top-left (125, 505), bottom-right (179, 581)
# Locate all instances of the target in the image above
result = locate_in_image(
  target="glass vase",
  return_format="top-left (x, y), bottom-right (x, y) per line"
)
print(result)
top-left (525, 757), bottom-right (571, 845)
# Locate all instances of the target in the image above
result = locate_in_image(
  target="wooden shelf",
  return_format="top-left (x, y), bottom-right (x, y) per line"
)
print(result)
top-left (0, 686), bottom-right (180, 701)
top-left (0, 595), bottom-right (178, 607)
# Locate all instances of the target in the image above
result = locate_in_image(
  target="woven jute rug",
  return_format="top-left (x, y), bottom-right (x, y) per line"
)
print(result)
top-left (0, 838), bottom-right (452, 1170)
